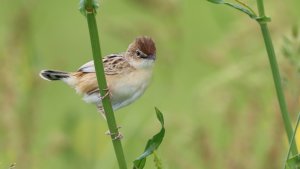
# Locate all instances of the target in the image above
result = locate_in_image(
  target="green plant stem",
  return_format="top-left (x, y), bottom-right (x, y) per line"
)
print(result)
top-left (84, 1), bottom-right (127, 168)
top-left (256, 0), bottom-right (298, 155)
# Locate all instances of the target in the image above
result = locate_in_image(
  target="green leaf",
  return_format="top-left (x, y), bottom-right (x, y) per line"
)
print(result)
top-left (133, 108), bottom-right (165, 169)
top-left (207, 0), bottom-right (257, 19)
top-left (287, 154), bottom-right (300, 168)
top-left (155, 107), bottom-right (164, 126)
top-left (224, 2), bottom-right (256, 18)
top-left (207, 0), bottom-right (224, 3)
top-left (284, 113), bottom-right (300, 169)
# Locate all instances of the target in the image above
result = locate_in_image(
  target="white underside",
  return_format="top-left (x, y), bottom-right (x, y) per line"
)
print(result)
top-left (62, 58), bottom-right (154, 112)
top-left (82, 85), bottom-right (148, 111)
top-left (82, 69), bottom-right (152, 111)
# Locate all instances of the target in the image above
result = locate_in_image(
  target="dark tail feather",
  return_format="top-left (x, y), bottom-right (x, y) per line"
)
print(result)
top-left (39, 70), bottom-right (70, 81)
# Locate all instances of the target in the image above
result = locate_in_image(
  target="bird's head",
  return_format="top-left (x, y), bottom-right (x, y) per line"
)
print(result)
top-left (126, 36), bottom-right (156, 69)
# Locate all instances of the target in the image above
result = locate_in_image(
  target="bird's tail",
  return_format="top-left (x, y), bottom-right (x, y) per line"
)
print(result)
top-left (39, 70), bottom-right (70, 81)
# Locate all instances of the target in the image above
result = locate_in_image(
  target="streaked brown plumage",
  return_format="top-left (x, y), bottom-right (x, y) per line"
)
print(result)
top-left (40, 36), bottom-right (156, 117)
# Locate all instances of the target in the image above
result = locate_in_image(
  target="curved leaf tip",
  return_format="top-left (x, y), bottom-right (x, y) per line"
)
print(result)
top-left (133, 107), bottom-right (165, 169)
top-left (207, 0), bottom-right (224, 4)
top-left (155, 107), bottom-right (164, 126)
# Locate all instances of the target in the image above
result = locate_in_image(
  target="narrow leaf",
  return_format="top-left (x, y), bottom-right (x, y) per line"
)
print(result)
top-left (155, 107), bottom-right (164, 126)
top-left (224, 2), bottom-right (256, 18)
top-left (133, 108), bottom-right (165, 169)
top-left (284, 113), bottom-right (300, 169)
top-left (207, 0), bottom-right (257, 18)
top-left (133, 159), bottom-right (146, 169)
top-left (287, 154), bottom-right (300, 168)
top-left (207, 0), bottom-right (224, 4)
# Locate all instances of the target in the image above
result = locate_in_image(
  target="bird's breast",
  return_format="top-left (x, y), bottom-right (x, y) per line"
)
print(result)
top-left (109, 69), bottom-right (152, 106)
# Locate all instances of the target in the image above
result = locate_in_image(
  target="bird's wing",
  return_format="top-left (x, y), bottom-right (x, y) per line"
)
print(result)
top-left (77, 53), bottom-right (132, 75)
top-left (75, 53), bottom-right (134, 95)
top-left (77, 60), bottom-right (95, 72)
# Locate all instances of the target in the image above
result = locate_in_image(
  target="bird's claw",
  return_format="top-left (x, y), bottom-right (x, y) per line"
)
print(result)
top-left (100, 88), bottom-right (111, 100)
top-left (105, 126), bottom-right (123, 140)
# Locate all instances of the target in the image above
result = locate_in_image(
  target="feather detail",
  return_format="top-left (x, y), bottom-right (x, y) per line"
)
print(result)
top-left (71, 72), bottom-right (98, 94)
top-left (39, 70), bottom-right (69, 81)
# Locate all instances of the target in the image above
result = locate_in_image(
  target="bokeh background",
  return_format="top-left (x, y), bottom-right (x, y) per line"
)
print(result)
top-left (1, 0), bottom-right (300, 169)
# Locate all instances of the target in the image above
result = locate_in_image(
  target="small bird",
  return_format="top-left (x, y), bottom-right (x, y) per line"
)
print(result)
top-left (40, 36), bottom-right (156, 118)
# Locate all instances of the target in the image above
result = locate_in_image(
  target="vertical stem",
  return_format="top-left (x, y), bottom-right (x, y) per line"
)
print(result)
top-left (256, 0), bottom-right (298, 155)
top-left (256, 0), bottom-right (265, 16)
top-left (84, 1), bottom-right (127, 168)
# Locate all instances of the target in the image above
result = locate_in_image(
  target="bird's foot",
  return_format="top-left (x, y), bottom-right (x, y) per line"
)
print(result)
top-left (105, 126), bottom-right (123, 140)
top-left (100, 88), bottom-right (111, 100)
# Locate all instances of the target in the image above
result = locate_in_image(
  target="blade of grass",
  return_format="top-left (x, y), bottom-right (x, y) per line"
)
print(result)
top-left (207, 0), bottom-right (257, 18)
top-left (284, 113), bottom-right (300, 169)
top-left (234, 0), bottom-right (257, 16)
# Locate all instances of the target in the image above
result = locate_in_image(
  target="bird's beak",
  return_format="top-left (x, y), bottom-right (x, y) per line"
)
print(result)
top-left (149, 54), bottom-right (156, 60)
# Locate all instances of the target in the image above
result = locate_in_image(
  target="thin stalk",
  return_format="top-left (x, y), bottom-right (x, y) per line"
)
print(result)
top-left (84, 1), bottom-right (127, 168)
top-left (256, 0), bottom-right (298, 155)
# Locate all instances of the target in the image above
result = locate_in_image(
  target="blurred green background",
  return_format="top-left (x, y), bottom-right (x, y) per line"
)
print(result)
top-left (1, 0), bottom-right (300, 169)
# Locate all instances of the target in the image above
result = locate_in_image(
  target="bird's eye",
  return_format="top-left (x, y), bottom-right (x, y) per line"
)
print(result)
top-left (136, 50), bottom-right (141, 56)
